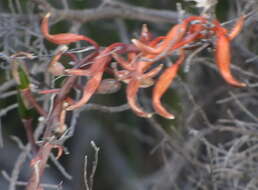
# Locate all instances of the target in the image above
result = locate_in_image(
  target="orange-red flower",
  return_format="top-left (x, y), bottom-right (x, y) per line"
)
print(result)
top-left (152, 49), bottom-right (185, 119)
top-left (130, 15), bottom-right (246, 118)
top-left (41, 13), bottom-right (99, 49)
top-left (131, 16), bottom-right (208, 56)
top-left (64, 42), bottom-right (137, 110)
top-left (40, 13), bottom-right (246, 119)
top-left (212, 17), bottom-right (246, 87)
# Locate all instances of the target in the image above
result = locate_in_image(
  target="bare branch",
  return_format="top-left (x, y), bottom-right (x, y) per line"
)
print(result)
top-left (84, 141), bottom-right (100, 190)
top-left (2, 171), bottom-right (61, 190)
top-left (32, 1), bottom-right (179, 24)
top-left (80, 103), bottom-right (130, 113)
top-left (0, 118), bottom-right (3, 148)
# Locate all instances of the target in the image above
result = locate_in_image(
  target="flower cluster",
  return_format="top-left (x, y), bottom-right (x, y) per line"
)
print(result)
top-left (41, 13), bottom-right (245, 119)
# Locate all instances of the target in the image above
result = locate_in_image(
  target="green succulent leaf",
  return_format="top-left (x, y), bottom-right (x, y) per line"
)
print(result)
top-left (17, 92), bottom-right (33, 119)
top-left (18, 66), bottom-right (30, 90)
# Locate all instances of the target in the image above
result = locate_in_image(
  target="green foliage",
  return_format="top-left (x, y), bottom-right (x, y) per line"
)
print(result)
top-left (17, 66), bottom-right (30, 90)
top-left (17, 92), bottom-right (33, 119)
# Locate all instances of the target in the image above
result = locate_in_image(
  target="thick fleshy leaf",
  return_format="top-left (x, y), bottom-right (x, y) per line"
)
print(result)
top-left (18, 66), bottom-right (30, 90)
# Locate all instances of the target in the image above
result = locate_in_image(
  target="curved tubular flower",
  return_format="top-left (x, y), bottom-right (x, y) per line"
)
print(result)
top-left (66, 53), bottom-right (111, 110)
top-left (112, 29), bottom-right (161, 90)
top-left (65, 68), bottom-right (92, 76)
top-left (132, 23), bottom-right (186, 55)
top-left (39, 88), bottom-right (61, 94)
top-left (213, 19), bottom-right (246, 87)
top-left (112, 53), bottom-right (135, 71)
top-left (112, 25), bottom-right (155, 73)
top-left (113, 70), bottom-right (130, 83)
top-left (152, 49), bottom-right (185, 119)
top-left (67, 72), bottom-right (105, 110)
top-left (48, 46), bottom-right (68, 76)
top-left (228, 15), bottom-right (245, 40)
top-left (66, 43), bottom-right (130, 110)
top-left (171, 30), bottom-right (205, 49)
top-left (66, 42), bottom-right (130, 76)
top-left (142, 64), bottom-right (163, 79)
top-left (136, 64), bottom-right (164, 88)
top-left (124, 53), bottom-right (160, 117)
top-left (132, 16), bottom-right (207, 56)
top-left (126, 78), bottom-right (153, 118)
top-left (215, 31), bottom-right (246, 87)
top-left (139, 24), bottom-right (153, 43)
top-left (125, 48), bottom-right (168, 117)
top-left (132, 30), bottom-right (198, 58)
top-left (41, 13), bottom-right (99, 49)
top-left (149, 36), bottom-right (166, 46)
top-left (113, 59), bottom-right (162, 88)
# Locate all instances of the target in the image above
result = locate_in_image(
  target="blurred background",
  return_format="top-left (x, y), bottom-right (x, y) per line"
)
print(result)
top-left (1, 0), bottom-right (258, 189)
